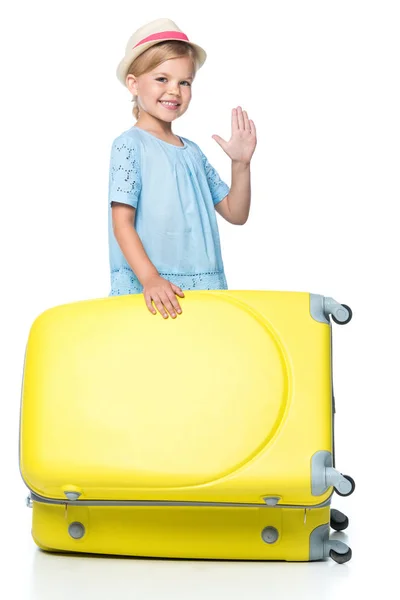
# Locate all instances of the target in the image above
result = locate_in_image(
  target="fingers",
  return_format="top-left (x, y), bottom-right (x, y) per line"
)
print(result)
top-left (143, 281), bottom-right (184, 318)
top-left (236, 106), bottom-right (245, 130)
top-left (212, 134), bottom-right (227, 151)
top-left (233, 107), bottom-right (255, 135)
top-left (232, 108), bottom-right (239, 132)
top-left (144, 292), bottom-right (165, 318)
top-left (144, 292), bottom-right (169, 318)
top-left (171, 284), bottom-right (185, 298)
top-left (242, 109), bottom-right (251, 131)
top-left (144, 293), bottom-right (157, 315)
top-left (153, 294), bottom-right (170, 319)
top-left (161, 290), bottom-right (182, 318)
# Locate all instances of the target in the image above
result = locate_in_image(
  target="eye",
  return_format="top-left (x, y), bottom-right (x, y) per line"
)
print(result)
top-left (155, 77), bottom-right (191, 86)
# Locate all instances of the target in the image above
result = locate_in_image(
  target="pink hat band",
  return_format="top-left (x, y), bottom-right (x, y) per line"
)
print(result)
top-left (134, 31), bottom-right (189, 49)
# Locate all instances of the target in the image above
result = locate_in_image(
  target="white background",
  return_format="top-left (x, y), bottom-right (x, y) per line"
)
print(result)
top-left (1, 0), bottom-right (399, 596)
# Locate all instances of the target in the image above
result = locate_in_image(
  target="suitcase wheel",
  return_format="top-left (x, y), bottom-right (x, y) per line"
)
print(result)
top-left (331, 304), bottom-right (353, 325)
top-left (335, 474), bottom-right (356, 497)
top-left (330, 509), bottom-right (349, 531)
top-left (329, 547), bottom-right (352, 564)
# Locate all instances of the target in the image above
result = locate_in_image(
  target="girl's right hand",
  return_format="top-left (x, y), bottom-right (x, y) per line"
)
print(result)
top-left (142, 274), bottom-right (185, 318)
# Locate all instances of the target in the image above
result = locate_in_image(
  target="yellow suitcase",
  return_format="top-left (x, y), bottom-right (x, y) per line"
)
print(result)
top-left (19, 290), bottom-right (354, 562)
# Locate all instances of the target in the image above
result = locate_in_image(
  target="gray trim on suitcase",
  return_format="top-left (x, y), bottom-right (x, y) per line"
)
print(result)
top-left (309, 524), bottom-right (350, 560)
top-left (310, 294), bottom-right (330, 324)
top-left (310, 294), bottom-right (351, 324)
top-left (68, 522), bottom-right (85, 539)
top-left (65, 492), bottom-right (81, 500)
top-left (311, 451), bottom-right (353, 496)
top-left (27, 490), bottom-right (333, 510)
top-left (263, 494), bottom-right (333, 509)
top-left (261, 527), bottom-right (279, 544)
top-left (263, 496), bottom-right (281, 506)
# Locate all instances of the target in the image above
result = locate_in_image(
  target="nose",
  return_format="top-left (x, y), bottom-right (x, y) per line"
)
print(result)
top-left (168, 83), bottom-right (180, 97)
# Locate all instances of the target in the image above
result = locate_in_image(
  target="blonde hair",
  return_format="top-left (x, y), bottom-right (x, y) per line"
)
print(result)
top-left (127, 41), bottom-right (199, 120)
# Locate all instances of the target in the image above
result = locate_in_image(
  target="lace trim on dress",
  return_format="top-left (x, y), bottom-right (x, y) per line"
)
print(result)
top-left (109, 267), bottom-right (228, 296)
top-left (110, 141), bottom-right (141, 197)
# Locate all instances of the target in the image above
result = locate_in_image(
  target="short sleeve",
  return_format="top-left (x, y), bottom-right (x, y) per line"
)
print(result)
top-left (109, 137), bottom-right (142, 208)
top-left (197, 146), bottom-right (230, 206)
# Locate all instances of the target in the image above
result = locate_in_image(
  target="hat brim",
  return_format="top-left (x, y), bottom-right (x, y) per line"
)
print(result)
top-left (116, 39), bottom-right (207, 87)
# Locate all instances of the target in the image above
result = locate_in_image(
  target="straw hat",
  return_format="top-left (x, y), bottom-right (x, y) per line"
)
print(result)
top-left (116, 18), bottom-right (207, 87)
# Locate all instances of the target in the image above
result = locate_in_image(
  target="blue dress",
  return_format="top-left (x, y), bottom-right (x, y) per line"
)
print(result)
top-left (108, 126), bottom-right (230, 295)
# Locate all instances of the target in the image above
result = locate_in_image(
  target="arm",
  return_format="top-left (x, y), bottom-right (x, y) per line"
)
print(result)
top-left (111, 203), bottom-right (158, 285)
top-left (109, 137), bottom-right (158, 285)
top-left (214, 161), bottom-right (251, 225)
top-left (112, 203), bottom-right (184, 317)
top-left (212, 106), bottom-right (257, 225)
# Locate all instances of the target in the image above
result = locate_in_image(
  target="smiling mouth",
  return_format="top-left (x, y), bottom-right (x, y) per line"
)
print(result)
top-left (159, 101), bottom-right (181, 108)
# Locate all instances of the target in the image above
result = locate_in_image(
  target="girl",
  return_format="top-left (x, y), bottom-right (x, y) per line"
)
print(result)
top-left (108, 18), bottom-right (257, 319)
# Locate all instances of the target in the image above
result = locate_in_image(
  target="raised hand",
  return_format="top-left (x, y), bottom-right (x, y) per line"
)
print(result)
top-left (212, 106), bottom-right (257, 165)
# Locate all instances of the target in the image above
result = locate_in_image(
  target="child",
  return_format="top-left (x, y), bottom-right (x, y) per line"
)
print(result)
top-left (108, 18), bottom-right (257, 319)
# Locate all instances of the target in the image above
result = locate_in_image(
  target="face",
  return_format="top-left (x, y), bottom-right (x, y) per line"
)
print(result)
top-left (127, 56), bottom-right (194, 122)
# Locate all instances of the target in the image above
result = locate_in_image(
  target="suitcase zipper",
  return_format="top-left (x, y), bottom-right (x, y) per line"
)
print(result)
top-left (27, 490), bottom-right (333, 510)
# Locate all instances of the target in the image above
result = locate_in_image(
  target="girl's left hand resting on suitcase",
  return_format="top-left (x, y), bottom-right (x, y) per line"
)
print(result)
top-left (212, 107), bottom-right (257, 165)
